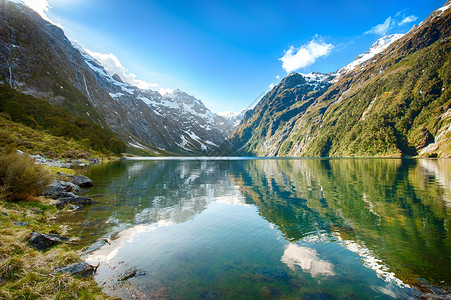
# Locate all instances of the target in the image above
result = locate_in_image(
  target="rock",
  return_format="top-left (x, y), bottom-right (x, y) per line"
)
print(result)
top-left (53, 262), bottom-right (98, 278)
top-left (70, 175), bottom-right (93, 188)
top-left (89, 158), bottom-right (100, 165)
top-left (67, 204), bottom-right (81, 211)
top-left (56, 171), bottom-right (72, 178)
top-left (254, 267), bottom-right (289, 281)
top-left (28, 232), bottom-right (68, 250)
top-left (54, 200), bottom-right (66, 209)
top-left (30, 154), bottom-right (46, 164)
top-left (82, 239), bottom-right (109, 254)
top-left (32, 208), bottom-right (43, 214)
top-left (13, 221), bottom-right (29, 226)
top-left (43, 180), bottom-right (79, 199)
top-left (59, 192), bottom-right (94, 206)
top-left (118, 267), bottom-right (146, 281)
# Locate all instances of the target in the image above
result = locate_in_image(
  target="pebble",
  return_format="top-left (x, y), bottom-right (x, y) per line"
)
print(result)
top-left (13, 221), bottom-right (29, 226)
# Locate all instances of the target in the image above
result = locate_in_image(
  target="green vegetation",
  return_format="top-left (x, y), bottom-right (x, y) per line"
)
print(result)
top-left (0, 151), bottom-right (111, 299)
top-left (0, 151), bottom-right (52, 202)
top-left (311, 40), bottom-right (451, 157)
top-left (229, 11), bottom-right (451, 158)
top-left (0, 199), bottom-right (110, 299)
top-left (0, 115), bottom-right (96, 159)
top-left (0, 85), bottom-right (126, 156)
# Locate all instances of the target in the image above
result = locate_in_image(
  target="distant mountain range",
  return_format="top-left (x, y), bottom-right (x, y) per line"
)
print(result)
top-left (227, 1), bottom-right (451, 158)
top-left (0, 0), bottom-right (241, 155)
top-left (218, 108), bottom-right (251, 131)
top-left (1, 0), bottom-right (450, 157)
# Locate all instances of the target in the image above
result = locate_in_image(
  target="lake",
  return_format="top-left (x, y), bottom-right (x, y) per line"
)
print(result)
top-left (58, 158), bottom-right (451, 299)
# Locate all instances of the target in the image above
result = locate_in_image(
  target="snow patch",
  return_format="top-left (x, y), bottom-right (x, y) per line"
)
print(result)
top-left (339, 34), bottom-right (404, 75)
top-left (109, 92), bottom-right (124, 100)
top-left (436, 2), bottom-right (451, 15)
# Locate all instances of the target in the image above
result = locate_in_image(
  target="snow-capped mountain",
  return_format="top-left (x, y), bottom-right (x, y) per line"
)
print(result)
top-left (0, 1), bottom-right (233, 155)
top-left (73, 42), bottom-right (235, 154)
top-left (299, 72), bottom-right (338, 90)
top-left (339, 34), bottom-right (404, 75)
top-left (218, 107), bottom-right (251, 129)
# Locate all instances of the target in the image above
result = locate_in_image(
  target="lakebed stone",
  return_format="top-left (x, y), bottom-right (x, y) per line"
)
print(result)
top-left (118, 267), bottom-right (146, 281)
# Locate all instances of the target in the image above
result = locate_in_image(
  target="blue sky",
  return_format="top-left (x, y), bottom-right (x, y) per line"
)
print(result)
top-left (21, 0), bottom-right (445, 113)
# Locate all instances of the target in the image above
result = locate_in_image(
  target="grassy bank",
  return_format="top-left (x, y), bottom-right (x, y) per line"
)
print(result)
top-left (0, 152), bottom-right (112, 299)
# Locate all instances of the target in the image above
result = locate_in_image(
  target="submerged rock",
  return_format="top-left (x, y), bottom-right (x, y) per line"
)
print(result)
top-left (254, 267), bottom-right (289, 281)
top-left (53, 262), bottom-right (98, 278)
top-left (82, 239), bottom-right (109, 255)
top-left (70, 175), bottom-right (93, 188)
top-left (28, 232), bottom-right (68, 250)
top-left (118, 267), bottom-right (146, 281)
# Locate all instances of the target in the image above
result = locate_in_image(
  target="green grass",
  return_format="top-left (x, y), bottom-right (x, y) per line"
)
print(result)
top-left (0, 152), bottom-right (113, 299)
top-left (0, 198), bottom-right (111, 299)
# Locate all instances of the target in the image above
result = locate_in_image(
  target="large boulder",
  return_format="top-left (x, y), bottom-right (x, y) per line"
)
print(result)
top-left (43, 180), bottom-right (79, 199)
top-left (70, 175), bottom-right (93, 188)
top-left (28, 232), bottom-right (68, 250)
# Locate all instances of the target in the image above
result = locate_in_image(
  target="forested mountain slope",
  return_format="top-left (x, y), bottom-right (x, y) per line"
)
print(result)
top-left (228, 2), bottom-right (451, 158)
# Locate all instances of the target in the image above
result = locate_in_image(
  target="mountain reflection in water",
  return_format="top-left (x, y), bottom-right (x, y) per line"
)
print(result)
top-left (59, 158), bottom-right (451, 299)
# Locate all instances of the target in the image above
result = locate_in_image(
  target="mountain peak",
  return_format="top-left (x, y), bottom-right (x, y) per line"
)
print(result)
top-left (339, 33), bottom-right (404, 75)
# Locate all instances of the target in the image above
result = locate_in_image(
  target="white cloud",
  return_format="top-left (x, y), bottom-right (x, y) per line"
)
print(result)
top-left (365, 17), bottom-right (392, 35)
top-left (269, 83), bottom-right (275, 89)
top-left (281, 244), bottom-right (335, 277)
top-left (84, 48), bottom-right (158, 90)
top-left (280, 38), bottom-right (333, 73)
top-left (365, 12), bottom-right (419, 36)
top-left (16, 0), bottom-right (62, 27)
top-left (20, 0), bottom-right (50, 21)
top-left (399, 15), bottom-right (418, 25)
top-left (275, 75), bottom-right (280, 80)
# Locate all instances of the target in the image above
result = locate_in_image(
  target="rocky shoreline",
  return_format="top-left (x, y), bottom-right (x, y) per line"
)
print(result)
top-left (43, 175), bottom-right (94, 210)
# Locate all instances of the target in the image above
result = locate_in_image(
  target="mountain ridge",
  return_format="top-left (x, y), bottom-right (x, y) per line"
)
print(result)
top-left (227, 1), bottom-right (451, 157)
top-left (0, 0), bottom-right (238, 155)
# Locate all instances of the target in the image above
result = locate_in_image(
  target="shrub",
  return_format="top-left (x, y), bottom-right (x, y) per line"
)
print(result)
top-left (0, 151), bottom-right (52, 201)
